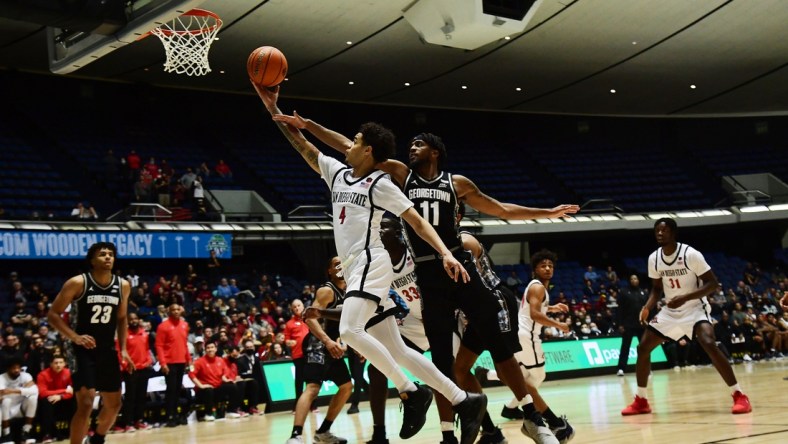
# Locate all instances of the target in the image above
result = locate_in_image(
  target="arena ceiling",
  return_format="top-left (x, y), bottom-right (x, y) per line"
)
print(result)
top-left (0, 0), bottom-right (787, 117)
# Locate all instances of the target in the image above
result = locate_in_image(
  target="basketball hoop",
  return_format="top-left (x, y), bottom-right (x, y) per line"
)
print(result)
top-left (149, 9), bottom-right (222, 76)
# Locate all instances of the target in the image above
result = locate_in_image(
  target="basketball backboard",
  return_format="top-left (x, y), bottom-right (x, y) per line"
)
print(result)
top-left (47, 0), bottom-right (206, 74)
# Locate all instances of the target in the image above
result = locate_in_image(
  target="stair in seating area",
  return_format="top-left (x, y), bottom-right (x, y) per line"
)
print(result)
top-left (156, 207), bottom-right (192, 221)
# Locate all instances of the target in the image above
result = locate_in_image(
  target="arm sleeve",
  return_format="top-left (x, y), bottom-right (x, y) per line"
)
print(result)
top-left (318, 153), bottom-right (345, 190)
top-left (371, 177), bottom-right (414, 216)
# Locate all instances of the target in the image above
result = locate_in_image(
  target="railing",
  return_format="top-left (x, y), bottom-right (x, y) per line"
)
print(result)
top-left (287, 205), bottom-right (331, 220)
top-left (106, 203), bottom-right (173, 222)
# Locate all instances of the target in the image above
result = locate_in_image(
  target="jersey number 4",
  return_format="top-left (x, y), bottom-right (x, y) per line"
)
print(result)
top-left (419, 201), bottom-right (440, 225)
top-left (90, 305), bottom-right (113, 324)
top-left (339, 207), bottom-right (347, 224)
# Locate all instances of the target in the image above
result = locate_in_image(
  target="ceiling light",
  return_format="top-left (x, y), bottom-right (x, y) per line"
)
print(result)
top-left (346, 41), bottom-right (352, 45)
top-left (632, 41), bottom-right (637, 45)
top-left (219, 70), bottom-right (225, 74)
top-left (690, 84), bottom-right (696, 89)
top-left (284, 78), bottom-right (289, 81)
top-left (504, 36), bottom-right (511, 40)
top-left (610, 89), bottom-right (616, 94)
top-left (461, 85), bottom-right (468, 89)
top-left (214, 37), bottom-right (220, 41)
top-left (348, 81), bottom-right (354, 85)
top-left (515, 87), bottom-right (522, 91)
top-left (404, 82), bottom-right (410, 86)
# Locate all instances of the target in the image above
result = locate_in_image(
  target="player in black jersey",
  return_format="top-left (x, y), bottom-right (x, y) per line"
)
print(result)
top-left (286, 257), bottom-right (353, 444)
top-left (48, 242), bottom-right (133, 444)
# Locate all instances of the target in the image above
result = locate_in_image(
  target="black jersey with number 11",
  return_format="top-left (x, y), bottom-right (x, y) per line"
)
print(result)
top-left (70, 273), bottom-right (121, 349)
top-left (402, 171), bottom-right (462, 257)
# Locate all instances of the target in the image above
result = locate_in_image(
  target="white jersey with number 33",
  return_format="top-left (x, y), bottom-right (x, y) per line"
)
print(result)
top-left (648, 242), bottom-right (711, 313)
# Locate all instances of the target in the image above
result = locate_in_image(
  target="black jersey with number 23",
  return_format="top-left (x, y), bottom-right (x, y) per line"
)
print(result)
top-left (402, 170), bottom-right (461, 257)
top-left (71, 273), bottom-right (121, 349)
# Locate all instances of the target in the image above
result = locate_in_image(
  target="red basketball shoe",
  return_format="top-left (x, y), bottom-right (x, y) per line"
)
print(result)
top-left (731, 391), bottom-right (752, 414)
top-left (621, 395), bottom-right (652, 415)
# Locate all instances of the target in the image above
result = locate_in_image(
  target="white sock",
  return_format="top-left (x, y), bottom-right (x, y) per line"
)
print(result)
top-left (487, 370), bottom-right (500, 381)
top-left (2, 428), bottom-right (8, 436)
top-left (729, 383), bottom-right (742, 394)
top-left (637, 387), bottom-right (648, 398)
top-left (518, 394), bottom-right (534, 407)
top-left (505, 397), bottom-right (519, 409)
top-left (22, 424), bottom-right (32, 433)
top-left (441, 421), bottom-right (454, 432)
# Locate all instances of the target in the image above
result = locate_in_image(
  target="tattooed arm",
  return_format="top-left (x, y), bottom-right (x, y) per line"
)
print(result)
top-left (252, 83), bottom-right (321, 174)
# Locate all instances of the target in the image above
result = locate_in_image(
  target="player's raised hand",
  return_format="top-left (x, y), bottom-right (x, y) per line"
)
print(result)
top-left (251, 81), bottom-right (279, 111)
top-left (551, 204), bottom-right (580, 218)
top-left (442, 253), bottom-right (470, 283)
top-left (272, 110), bottom-right (308, 129)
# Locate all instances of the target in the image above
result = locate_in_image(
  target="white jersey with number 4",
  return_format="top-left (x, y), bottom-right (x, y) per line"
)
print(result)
top-left (318, 153), bottom-right (413, 262)
top-left (648, 242), bottom-right (711, 314)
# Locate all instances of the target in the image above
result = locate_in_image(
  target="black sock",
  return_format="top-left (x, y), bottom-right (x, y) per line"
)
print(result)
top-left (291, 425), bottom-right (304, 438)
top-left (522, 402), bottom-right (536, 417)
top-left (542, 407), bottom-right (562, 428)
top-left (481, 411), bottom-right (496, 433)
top-left (90, 434), bottom-right (106, 444)
top-left (316, 419), bottom-right (333, 434)
top-left (372, 425), bottom-right (387, 440)
top-left (441, 430), bottom-right (458, 443)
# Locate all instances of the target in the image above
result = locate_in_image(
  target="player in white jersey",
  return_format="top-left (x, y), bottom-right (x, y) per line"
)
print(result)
top-left (0, 358), bottom-right (38, 444)
top-left (622, 218), bottom-right (752, 415)
top-left (255, 84), bottom-right (486, 444)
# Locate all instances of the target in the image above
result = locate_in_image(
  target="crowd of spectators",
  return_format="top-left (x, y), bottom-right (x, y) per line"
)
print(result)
top-left (0, 254), bottom-right (785, 440)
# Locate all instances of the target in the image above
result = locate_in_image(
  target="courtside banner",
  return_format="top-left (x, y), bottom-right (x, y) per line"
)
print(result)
top-left (0, 231), bottom-right (232, 259)
top-left (262, 337), bottom-right (667, 402)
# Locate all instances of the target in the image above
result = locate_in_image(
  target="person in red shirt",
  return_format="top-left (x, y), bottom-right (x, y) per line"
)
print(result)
top-left (155, 304), bottom-right (191, 428)
top-left (214, 160), bottom-right (232, 178)
top-left (224, 346), bottom-right (260, 415)
top-left (114, 312), bottom-right (154, 432)
top-left (189, 343), bottom-right (246, 421)
top-left (283, 299), bottom-right (310, 411)
top-left (36, 355), bottom-right (75, 443)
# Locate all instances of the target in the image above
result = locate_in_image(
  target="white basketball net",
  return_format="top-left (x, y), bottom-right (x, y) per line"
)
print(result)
top-left (150, 10), bottom-right (222, 76)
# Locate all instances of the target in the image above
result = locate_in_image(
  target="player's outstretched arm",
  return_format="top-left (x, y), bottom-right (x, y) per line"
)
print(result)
top-left (270, 111), bottom-right (354, 155)
top-left (455, 175), bottom-right (579, 220)
top-left (401, 207), bottom-right (469, 283)
top-left (252, 83), bottom-right (321, 174)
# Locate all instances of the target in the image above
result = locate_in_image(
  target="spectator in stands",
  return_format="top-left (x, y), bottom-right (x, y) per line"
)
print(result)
top-left (133, 175), bottom-right (151, 206)
top-left (743, 263), bottom-right (760, 288)
top-left (116, 312), bottom-right (153, 433)
top-left (26, 336), bottom-right (51, 380)
top-left (616, 274), bottom-right (649, 376)
top-left (126, 150), bottom-right (141, 180)
top-left (144, 157), bottom-right (159, 178)
top-left (215, 329), bottom-right (234, 356)
top-left (505, 271), bottom-right (522, 294)
top-left (179, 168), bottom-right (197, 192)
top-left (10, 304), bottom-right (33, 336)
top-left (191, 336), bottom-right (205, 360)
top-left (0, 357), bottom-right (38, 443)
top-left (199, 162), bottom-right (211, 177)
top-left (70, 202), bottom-right (85, 220)
top-left (195, 281), bottom-right (212, 303)
top-left (582, 279), bottom-right (597, 300)
top-left (584, 265), bottom-right (600, 283)
top-left (81, 203), bottom-right (98, 221)
top-left (224, 346), bottom-right (260, 414)
top-left (206, 248), bottom-right (220, 285)
top-left (36, 355), bottom-right (74, 443)
top-left (154, 172), bottom-right (171, 207)
top-left (214, 159), bottom-right (232, 178)
top-left (740, 316), bottom-right (764, 361)
top-left (155, 304), bottom-right (191, 428)
top-left (160, 159), bottom-right (174, 178)
top-left (606, 266), bottom-right (619, 288)
top-left (27, 284), bottom-right (45, 304)
top-left (189, 342), bottom-right (246, 421)
top-left (103, 149), bottom-right (119, 182)
top-left (734, 281), bottom-right (754, 303)
top-left (215, 278), bottom-right (234, 299)
top-left (125, 269), bottom-right (140, 289)
top-left (10, 282), bottom-right (27, 304)
top-left (267, 342), bottom-right (290, 361)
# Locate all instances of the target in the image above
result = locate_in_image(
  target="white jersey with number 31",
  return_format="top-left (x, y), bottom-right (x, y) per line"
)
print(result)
top-left (648, 242), bottom-right (711, 313)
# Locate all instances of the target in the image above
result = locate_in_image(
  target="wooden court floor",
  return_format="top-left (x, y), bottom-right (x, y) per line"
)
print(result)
top-left (106, 360), bottom-right (788, 444)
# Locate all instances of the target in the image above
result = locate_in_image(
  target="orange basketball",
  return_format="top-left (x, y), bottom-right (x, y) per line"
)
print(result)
top-left (247, 46), bottom-right (288, 87)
